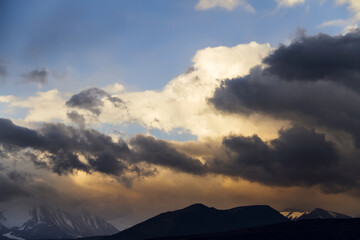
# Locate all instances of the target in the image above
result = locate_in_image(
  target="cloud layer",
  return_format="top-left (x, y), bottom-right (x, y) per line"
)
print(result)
top-left (0, 118), bottom-right (208, 180)
top-left (1, 116), bottom-right (359, 194)
top-left (208, 126), bottom-right (357, 192)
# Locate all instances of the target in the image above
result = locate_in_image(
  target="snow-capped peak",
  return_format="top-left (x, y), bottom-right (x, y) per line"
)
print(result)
top-left (1, 206), bottom-right (118, 239)
top-left (281, 207), bottom-right (352, 221)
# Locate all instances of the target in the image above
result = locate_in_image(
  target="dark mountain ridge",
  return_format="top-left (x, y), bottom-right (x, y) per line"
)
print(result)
top-left (106, 203), bottom-right (289, 240)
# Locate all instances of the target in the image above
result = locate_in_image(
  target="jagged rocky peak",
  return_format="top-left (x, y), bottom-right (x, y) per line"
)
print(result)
top-left (0, 212), bottom-right (9, 234)
top-left (1, 205), bottom-right (118, 240)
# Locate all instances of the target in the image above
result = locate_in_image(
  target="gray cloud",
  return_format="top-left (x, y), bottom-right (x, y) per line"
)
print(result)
top-left (1, 118), bottom-right (359, 193)
top-left (66, 88), bottom-right (107, 115)
top-left (22, 68), bottom-right (49, 85)
top-left (130, 135), bottom-right (208, 175)
top-left (0, 168), bottom-right (61, 205)
top-left (212, 67), bottom-right (360, 146)
top-left (0, 119), bottom-right (207, 179)
top-left (88, 153), bottom-right (128, 176)
top-left (208, 30), bottom-right (360, 192)
top-left (0, 118), bottom-right (128, 175)
top-left (0, 60), bottom-right (8, 81)
top-left (0, 118), bottom-right (46, 148)
top-left (263, 29), bottom-right (360, 91)
top-left (0, 174), bottom-right (31, 202)
top-left (66, 88), bottom-right (125, 115)
top-left (67, 110), bottom-right (86, 128)
top-left (208, 126), bottom-right (355, 192)
top-left (211, 30), bottom-right (360, 148)
top-left (0, 64), bottom-right (6, 79)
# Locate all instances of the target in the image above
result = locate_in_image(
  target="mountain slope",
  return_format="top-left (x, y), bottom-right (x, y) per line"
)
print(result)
top-left (106, 203), bottom-right (289, 240)
top-left (0, 213), bottom-right (9, 234)
top-left (5, 206), bottom-right (118, 239)
top-left (281, 207), bottom-right (352, 221)
top-left (298, 208), bottom-right (351, 220)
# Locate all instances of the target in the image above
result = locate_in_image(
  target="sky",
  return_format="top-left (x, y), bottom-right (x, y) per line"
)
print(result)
top-left (1, 0), bottom-right (360, 229)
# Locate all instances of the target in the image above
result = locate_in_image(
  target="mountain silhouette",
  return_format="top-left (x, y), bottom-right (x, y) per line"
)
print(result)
top-left (105, 203), bottom-right (289, 240)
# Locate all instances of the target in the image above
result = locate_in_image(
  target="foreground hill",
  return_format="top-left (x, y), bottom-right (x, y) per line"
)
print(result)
top-left (105, 203), bottom-right (289, 240)
top-left (150, 218), bottom-right (360, 240)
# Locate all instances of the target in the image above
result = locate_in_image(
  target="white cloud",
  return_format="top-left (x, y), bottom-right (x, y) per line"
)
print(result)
top-left (99, 41), bottom-right (286, 140)
top-left (336, 0), bottom-right (360, 21)
top-left (319, 0), bottom-right (360, 30)
top-left (102, 83), bottom-right (125, 94)
top-left (195, 0), bottom-right (256, 13)
top-left (3, 90), bottom-right (68, 122)
top-left (276, 0), bottom-right (305, 8)
top-left (318, 19), bottom-right (348, 28)
top-left (1, 42), bottom-right (288, 140)
top-left (0, 95), bottom-right (17, 103)
top-left (345, 23), bottom-right (359, 33)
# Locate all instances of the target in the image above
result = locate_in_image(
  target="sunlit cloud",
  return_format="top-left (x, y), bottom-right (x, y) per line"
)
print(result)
top-left (195, 0), bottom-right (256, 13)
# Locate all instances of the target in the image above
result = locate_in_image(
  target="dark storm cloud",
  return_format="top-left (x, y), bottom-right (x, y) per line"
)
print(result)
top-left (88, 153), bottom-right (127, 176)
top-left (0, 169), bottom-right (62, 204)
top-left (22, 68), bottom-right (49, 85)
top-left (130, 135), bottom-right (208, 175)
top-left (208, 126), bottom-right (355, 191)
top-left (47, 150), bottom-right (90, 175)
top-left (263, 30), bottom-right (360, 91)
top-left (1, 118), bottom-right (358, 192)
top-left (211, 30), bottom-right (360, 148)
top-left (37, 122), bottom-right (130, 175)
top-left (208, 30), bottom-right (360, 192)
top-left (66, 88), bottom-right (107, 115)
top-left (0, 118), bottom-right (207, 178)
top-left (66, 88), bottom-right (125, 115)
top-left (0, 118), bottom-right (128, 175)
top-left (0, 118), bottom-right (46, 148)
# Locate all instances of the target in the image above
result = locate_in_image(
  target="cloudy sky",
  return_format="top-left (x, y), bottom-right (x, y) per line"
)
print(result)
top-left (2, 0), bottom-right (360, 229)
